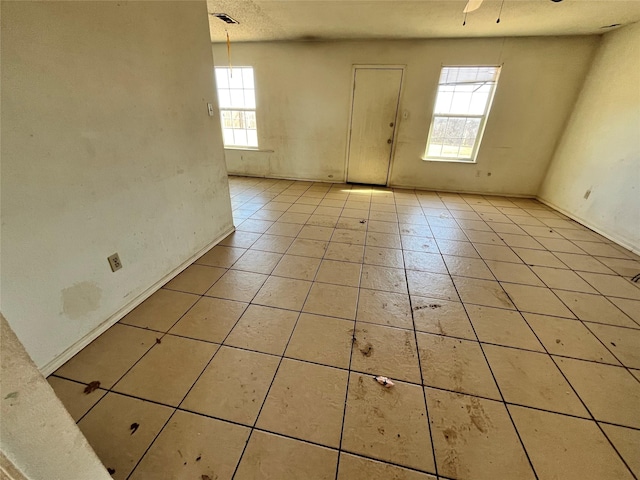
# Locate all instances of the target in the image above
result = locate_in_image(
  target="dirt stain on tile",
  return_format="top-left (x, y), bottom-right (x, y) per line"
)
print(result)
top-left (443, 449), bottom-right (459, 477)
top-left (372, 406), bottom-right (385, 419)
top-left (443, 427), bottom-right (458, 444)
top-left (466, 397), bottom-right (492, 433)
top-left (452, 363), bottom-right (465, 391)
top-left (353, 375), bottom-right (367, 400)
top-left (359, 343), bottom-right (374, 357)
top-left (404, 334), bottom-right (412, 349)
top-left (494, 290), bottom-right (513, 309)
top-left (413, 303), bottom-right (442, 311)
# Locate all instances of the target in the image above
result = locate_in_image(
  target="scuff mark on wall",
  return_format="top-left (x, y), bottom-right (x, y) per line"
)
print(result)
top-left (61, 282), bottom-right (102, 320)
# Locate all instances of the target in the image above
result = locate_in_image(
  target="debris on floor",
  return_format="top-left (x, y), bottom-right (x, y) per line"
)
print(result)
top-left (46, 176), bottom-right (640, 480)
top-left (360, 343), bottom-right (374, 357)
top-left (84, 381), bottom-right (100, 394)
top-left (413, 304), bottom-right (442, 311)
top-left (375, 376), bottom-right (394, 388)
top-left (107, 467), bottom-right (115, 475)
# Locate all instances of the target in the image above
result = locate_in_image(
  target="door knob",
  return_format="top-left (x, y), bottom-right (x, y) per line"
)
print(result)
top-left (387, 139), bottom-right (392, 144)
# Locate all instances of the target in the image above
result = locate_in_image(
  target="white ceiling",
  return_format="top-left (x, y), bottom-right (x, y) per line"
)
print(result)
top-left (206, 0), bottom-right (640, 42)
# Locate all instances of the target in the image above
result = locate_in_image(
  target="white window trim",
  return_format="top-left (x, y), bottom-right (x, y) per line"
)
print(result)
top-left (422, 65), bottom-right (501, 164)
top-left (215, 66), bottom-right (259, 149)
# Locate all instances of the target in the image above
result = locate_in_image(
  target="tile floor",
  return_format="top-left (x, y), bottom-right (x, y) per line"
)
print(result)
top-left (49, 176), bottom-right (640, 480)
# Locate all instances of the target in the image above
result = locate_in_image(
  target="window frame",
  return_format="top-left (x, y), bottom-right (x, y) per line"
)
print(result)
top-left (422, 65), bottom-right (501, 164)
top-left (214, 66), bottom-right (259, 149)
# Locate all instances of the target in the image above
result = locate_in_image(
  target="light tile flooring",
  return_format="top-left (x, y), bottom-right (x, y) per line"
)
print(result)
top-left (49, 176), bottom-right (640, 480)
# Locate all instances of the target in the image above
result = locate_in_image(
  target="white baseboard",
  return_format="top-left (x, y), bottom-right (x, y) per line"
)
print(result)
top-left (1, 451), bottom-right (28, 480)
top-left (40, 226), bottom-right (235, 376)
top-left (227, 172), bottom-right (340, 184)
top-left (229, 173), bottom-right (540, 196)
top-left (388, 182), bottom-right (536, 198)
top-left (536, 197), bottom-right (639, 255)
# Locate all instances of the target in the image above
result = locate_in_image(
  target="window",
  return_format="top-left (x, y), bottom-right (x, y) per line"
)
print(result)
top-left (215, 67), bottom-right (258, 148)
top-left (424, 66), bottom-right (501, 162)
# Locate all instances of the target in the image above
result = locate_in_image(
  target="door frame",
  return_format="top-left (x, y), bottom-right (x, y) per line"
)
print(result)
top-left (343, 64), bottom-right (406, 186)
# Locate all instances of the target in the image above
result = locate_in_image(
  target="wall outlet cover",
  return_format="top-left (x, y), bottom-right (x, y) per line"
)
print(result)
top-left (107, 253), bottom-right (122, 272)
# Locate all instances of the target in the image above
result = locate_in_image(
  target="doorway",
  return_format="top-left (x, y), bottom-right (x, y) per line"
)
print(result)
top-left (346, 66), bottom-right (403, 185)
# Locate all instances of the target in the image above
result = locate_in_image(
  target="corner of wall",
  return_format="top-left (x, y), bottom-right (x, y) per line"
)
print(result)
top-left (536, 34), bottom-right (604, 196)
top-left (1, 314), bottom-right (112, 479)
top-left (535, 22), bottom-right (640, 253)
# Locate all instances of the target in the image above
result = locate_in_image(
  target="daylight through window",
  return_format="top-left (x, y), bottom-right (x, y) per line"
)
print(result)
top-left (424, 66), bottom-right (501, 162)
top-left (215, 67), bottom-right (258, 148)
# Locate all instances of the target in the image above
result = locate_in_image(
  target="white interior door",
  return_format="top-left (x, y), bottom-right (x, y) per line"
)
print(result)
top-left (346, 67), bottom-right (403, 185)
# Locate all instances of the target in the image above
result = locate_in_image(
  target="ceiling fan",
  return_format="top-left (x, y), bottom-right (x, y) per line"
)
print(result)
top-left (463, 0), bottom-right (484, 14)
top-left (463, 0), bottom-right (563, 14)
top-left (462, 0), bottom-right (563, 25)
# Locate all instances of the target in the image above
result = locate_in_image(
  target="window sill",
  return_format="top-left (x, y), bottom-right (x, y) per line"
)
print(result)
top-left (422, 157), bottom-right (477, 164)
top-left (224, 147), bottom-right (274, 153)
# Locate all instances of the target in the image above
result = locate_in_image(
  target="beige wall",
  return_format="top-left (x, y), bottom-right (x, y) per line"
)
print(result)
top-left (213, 36), bottom-right (597, 195)
top-left (1, 314), bottom-right (111, 480)
top-left (539, 22), bottom-right (640, 253)
top-left (1, 1), bottom-right (233, 370)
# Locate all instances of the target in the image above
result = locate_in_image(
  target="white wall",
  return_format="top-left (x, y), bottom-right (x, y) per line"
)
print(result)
top-left (1, 1), bottom-right (233, 370)
top-left (213, 36), bottom-right (597, 195)
top-left (1, 314), bottom-right (111, 480)
top-left (538, 23), bottom-right (640, 253)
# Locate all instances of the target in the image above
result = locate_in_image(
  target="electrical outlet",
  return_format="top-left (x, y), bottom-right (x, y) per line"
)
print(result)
top-left (108, 253), bottom-right (122, 272)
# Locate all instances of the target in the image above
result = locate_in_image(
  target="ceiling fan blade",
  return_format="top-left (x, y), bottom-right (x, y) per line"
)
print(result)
top-left (463, 0), bottom-right (484, 13)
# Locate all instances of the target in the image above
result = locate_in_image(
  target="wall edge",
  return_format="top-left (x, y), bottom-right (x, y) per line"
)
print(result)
top-left (536, 196), bottom-right (638, 255)
top-left (40, 226), bottom-right (235, 376)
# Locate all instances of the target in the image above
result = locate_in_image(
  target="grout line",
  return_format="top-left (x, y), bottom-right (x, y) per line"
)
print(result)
top-left (579, 321), bottom-right (640, 385)
top-left (511, 260), bottom-right (640, 377)
top-left (517, 314), bottom-right (639, 479)
top-left (396, 195), bottom-right (441, 479)
top-left (72, 316), bottom-right (181, 425)
top-left (123, 408), bottom-right (178, 480)
top-left (54, 372), bottom-right (640, 435)
top-left (445, 197), bottom-right (637, 478)
top-left (63, 319), bottom-right (638, 384)
top-left (125, 275), bottom-right (261, 478)
top-left (230, 182), bottom-right (346, 480)
top-left (444, 212), bottom-right (541, 479)
top-left (332, 191), bottom-right (372, 480)
top-left (64, 177), bottom-right (640, 479)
